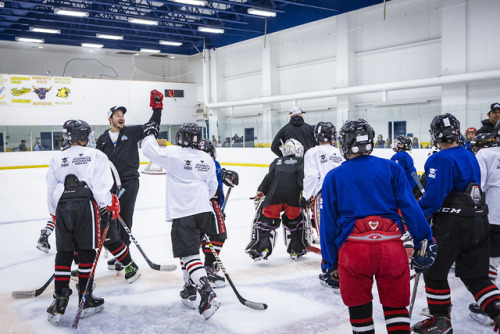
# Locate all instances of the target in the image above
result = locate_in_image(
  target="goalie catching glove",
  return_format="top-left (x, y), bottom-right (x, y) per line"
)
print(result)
top-left (411, 238), bottom-right (437, 273)
top-left (222, 168), bottom-right (239, 187)
top-left (100, 193), bottom-right (120, 222)
top-left (150, 89), bottom-right (164, 110)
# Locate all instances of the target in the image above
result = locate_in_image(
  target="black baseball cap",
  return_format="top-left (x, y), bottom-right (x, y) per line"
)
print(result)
top-left (490, 103), bottom-right (500, 113)
top-left (107, 106), bottom-right (127, 119)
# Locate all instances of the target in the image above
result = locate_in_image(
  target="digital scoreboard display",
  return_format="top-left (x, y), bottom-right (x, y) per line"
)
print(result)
top-left (165, 89), bottom-right (184, 98)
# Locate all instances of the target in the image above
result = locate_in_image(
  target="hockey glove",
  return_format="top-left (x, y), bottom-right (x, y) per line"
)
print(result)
top-left (254, 192), bottom-right (264, 210)
top-left (299, 197), bottom-right (311, 209)
top-left (222, 168), bottom-right (239, 187)
top-left (150, 89), bottom-right (164, 110)
top-left (411, 238), bottom-right (437, 273)
top-left (106, 194), bottom-right (120, 220)
top-left (143, 121), bottom-right (159, 139)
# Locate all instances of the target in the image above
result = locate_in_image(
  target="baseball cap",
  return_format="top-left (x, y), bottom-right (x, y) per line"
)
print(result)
top-left (107, 106), bottom-right (127, 119)
top-left (490, 103), bottom-right (500, 113)
top-left (289, 106), bottom-right (306, 116)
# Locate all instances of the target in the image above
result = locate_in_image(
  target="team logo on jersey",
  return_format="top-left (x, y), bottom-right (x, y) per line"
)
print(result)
top-left (73, 155), bottom-right (91, 165)
top-left (61, 157), bottom-right (69, 167)
top-left (329, 154), bottom-right (342, 163)
top-left (284, 158), bottom-right (297, 164)
top-left (320, 154), bottom-right (327, 163)
top-left (33, 86), bottom-right (52, 100)
top-left (121, 135), bottom-right (128, 141)
top-left (56, 87), bottom-right (71, 98)
top-left (184, 160), bottom-right (193, 170)
top-left (277, 159), bottom-right (283, 165)
top-left (195, 160), bottom-right (210, 172)
top-left (429, 168), bottom-right (437, 179)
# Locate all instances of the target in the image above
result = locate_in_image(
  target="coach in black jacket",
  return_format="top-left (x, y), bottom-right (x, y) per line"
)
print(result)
top-left (476, 103), bottom-right (500, 135)
top-left (271, 107), bottom-right (315, 157)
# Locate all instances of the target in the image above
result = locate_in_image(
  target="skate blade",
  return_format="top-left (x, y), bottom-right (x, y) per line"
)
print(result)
top-left (37, 245), bottom-right (50, 253)
top-left (47, 313), bottom-right (61, 325)
top-left (81, 305), bottom-right (104, 318)
top-left (126, 271), bottom-right (142, 284)
top-left (470, 311), bottom-right (494, 326)
top-left (181, 297), bottom-right (197, 310)
top-left (209, 281), bottom-right (226, 289)
top-left (202, 298), bottom-right (221, 320)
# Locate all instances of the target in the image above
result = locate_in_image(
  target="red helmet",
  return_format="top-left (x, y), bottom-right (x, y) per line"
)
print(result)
top-left (466, 127), bottom-right (477, 134)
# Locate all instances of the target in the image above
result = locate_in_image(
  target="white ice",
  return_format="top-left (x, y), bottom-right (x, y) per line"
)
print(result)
top-left (0, 166), bottom-right (494, 333)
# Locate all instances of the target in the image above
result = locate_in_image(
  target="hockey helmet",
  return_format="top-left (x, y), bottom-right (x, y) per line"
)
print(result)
top-left (457, 133), bottom-right (466, 147)
top-left (62, 120), bottom-right (93, 146)
top-left (429, 113), bottom-right (460, 145)
top-left (338, 119), bottom-right (375, 160)
top-left (283, 138), bottom-right (304, 157)
top-left (176, 123), bottom-right (202, 148)
top-left (314, 122), bottom-right (337, 145)
top-left (392, 135), bottom-right (412, 152)
top-left (465, 127), bottom-right (477, 135)
top-left (470, 133), bottom-right (499, 153)
top-left (198, 139), bottom-right (216, 159)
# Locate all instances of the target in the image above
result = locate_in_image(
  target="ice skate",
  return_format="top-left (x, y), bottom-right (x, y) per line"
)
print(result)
top-left (107, 258), bottom-right (124, 271)
top-left (79, 287), bottom-right (104, 318)
top-left (180, 283), bottom-right (197, 309)
top-left (290, 249), bottom-right (307, 260)
top-left (124, 261), bottom-right (141, 283)
top-left (37, 228), bottom-right (51, 253)
top-left (319, 272), bottom-right (340, 293)
top-left (469, 303), bottom-right (494, 326)
top-left (198, 277), bottom-right (221, 320)
top-left (47, 288), bottom-right (72, 325)
top-left (412, 315), bottom-right (452, 334)
top-left (205, 265), bottom-right (225, 288)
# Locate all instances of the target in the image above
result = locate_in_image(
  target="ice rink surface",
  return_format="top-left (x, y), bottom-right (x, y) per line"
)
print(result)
top-left (0, 166), bottom-right (495, 333)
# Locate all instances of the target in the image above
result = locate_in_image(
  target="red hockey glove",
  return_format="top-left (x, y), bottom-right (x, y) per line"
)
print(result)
top-left (150, 89), bottom-right (164, 110)
top-left (106, 194), bottom-right (120, 220)
top-left (51, 214), bottom-right (56, 224)
top-left (254, 192), bottom-right (264, 210)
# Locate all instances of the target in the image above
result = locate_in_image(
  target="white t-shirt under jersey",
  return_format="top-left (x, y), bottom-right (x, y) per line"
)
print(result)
top-left (476, 146), bottom-right (500, 226)
top-left (303, 144), bottom-right (343, 199)
top-left (142, 134), bottom-right (218, 221)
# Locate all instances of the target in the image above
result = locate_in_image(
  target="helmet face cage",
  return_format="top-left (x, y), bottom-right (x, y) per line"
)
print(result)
top-left (392, 135), bottom-right (412, 152)
top-left (283, 138), bottom-right (304, 157)
top-left (62, 120), bottom-right (91, 145)
top-left (339, 119), bottom-right (375, 160)
top-left (176, 123), bottom-right (202, 148)
top-left (314, 122), bottom-right (337, 145)
top-left (471, 133), bottom-right (499, 153)
top-left (429, 113), bottom-right (460, 145)
top-left (198, 139), bottom-right (216, 159)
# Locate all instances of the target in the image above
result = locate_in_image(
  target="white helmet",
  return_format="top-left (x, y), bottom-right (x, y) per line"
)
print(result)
top-left (282, 138), bottom-right (304, 157)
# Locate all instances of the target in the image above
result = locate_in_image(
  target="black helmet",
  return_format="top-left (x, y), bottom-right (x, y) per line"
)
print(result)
top-left (338, 119), bottom-right (375, 160)
top-left (314, 122), bottom-right (337, 144)
top-left (198, 139), bottom-right (216, 159)
top-left (176, 123), bottom-right (202, 148)
top-left (470, 133), bottom-right (498, 153)
top-left (62, 120), bottom-right (91, 145)
top-left (429, 113), bottom-right (460, 145)
top-left (457, 133), bottom-right (466, 147)
top-left (392, 135), bottom-right (412, 152)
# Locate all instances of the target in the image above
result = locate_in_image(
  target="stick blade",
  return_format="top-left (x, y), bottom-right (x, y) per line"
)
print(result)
top-left (148, 261), bottom-right (177, 272)
top-left (12, 291), bottom-right (37, 299)
top-left (243, 300), bottom-right (268, 310)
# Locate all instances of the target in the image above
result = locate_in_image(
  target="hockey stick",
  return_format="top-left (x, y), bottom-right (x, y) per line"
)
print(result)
top-left (117, 215), bottom-right (176, 272)
top-left (203, 234), bottom-right (268, 311)
top-left (306, 245), bottom-right (322, 255)
top-left (409, 239), bottom-right (428, 319)
top-left (411, 172), bottom-right (425, 195)
top-left (221, 187), bottom-right (232, 212)
top-left (11, 274), bottom-right (55, 299)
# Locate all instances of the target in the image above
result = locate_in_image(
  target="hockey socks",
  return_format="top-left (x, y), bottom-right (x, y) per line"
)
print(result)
top-left (422, 277), bottom-right (451, 316)
top-left (180, 255), bottom-right (206, 288)
top-left (54, 251), bottom-right (73, 294)
top-left (382, 306), bottom-right (410, 334)
top-left (107, 241), bottom-right (132, 267)
top-left (348, 302), bottom-right (375, 334)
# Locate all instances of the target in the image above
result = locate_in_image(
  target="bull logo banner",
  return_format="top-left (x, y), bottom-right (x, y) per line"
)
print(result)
top-left (32, 76), bottom-right (53, 106)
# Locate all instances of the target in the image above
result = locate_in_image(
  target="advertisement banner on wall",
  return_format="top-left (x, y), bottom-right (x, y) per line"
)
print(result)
top-left (53, 76), bottom-right (72, 106)
top-left (10, 75), bottom-right (32, 104)
top-left (31, 75), bottom-right (53, 106)
top-left (0, 74), bottom-right (9, 106)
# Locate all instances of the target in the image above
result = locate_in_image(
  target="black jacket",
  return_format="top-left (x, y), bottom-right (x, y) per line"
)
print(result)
top-left (271, 116), bottom-right (315, 157)
top-left (96, 110), bottom-right (161, 181)
top-left (258, 155), bottom-right (304, 207)
top-left (476, 119), bottom-right (496, 135)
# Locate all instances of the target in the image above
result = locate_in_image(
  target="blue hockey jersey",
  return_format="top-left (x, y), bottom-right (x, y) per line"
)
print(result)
top-left (390, 150), bottom-right (417, 190)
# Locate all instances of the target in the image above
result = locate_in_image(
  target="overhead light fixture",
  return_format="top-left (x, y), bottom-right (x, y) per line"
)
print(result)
top-left (81, 43), bottom-right (103, 48)
top-left (0, 2), bottom-right (4, 8)
top-left (29, 27), bottom-right (61, 34)
top-left (16, 37), bottom-right (44, 43)
top-left (247, 8), bottom-right (277, 17)
top-left (173, 0), bottom-right (206, 5)
top-left (170, 56), bottom-right (176, 59)
top-left (198, 26), bottom-right (224, 34)
top-left (140, 48), bottom-right (161, 53)
top-left (54, 8), bottom-right (89, 17)
top-left (159, 40), bottom-right (182, 46)
top-left (96, 33), bottom-right (124, 40)
top-left (128, 17), bottom-right (158, 25)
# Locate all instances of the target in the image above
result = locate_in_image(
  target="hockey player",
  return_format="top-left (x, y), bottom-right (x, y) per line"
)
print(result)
top-left (142, 122), bottom-right (220, 320)
top-left (46, 120), bottom-right (120, 324)
top-left (246, 138), bottom-right (307, 261)
top-left (414, 113), bottom-right (500, 333)
top-left (320, 119), bottom-right (435, 334)
top-left (468, 128), bottom-right (500, 326)
top-left (198, 139), bottom-right (239, 288)
top-left (301, 122), bottom-right (343, 289)
top-left (391, 136), bottom-right (418, 191)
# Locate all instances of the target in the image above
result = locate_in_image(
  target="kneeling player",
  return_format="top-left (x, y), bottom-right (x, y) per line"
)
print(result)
top-left (246, 138), bottom-right (308, 261)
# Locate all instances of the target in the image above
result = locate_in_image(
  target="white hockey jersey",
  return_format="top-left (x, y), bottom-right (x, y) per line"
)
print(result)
top-left (142, 135), bottom-right (218, 221)
top-left (46, 145), bottom-right (113, 215)
top-left (476, 146), bottom-right (500, 226)
top-left (303, 144), bottom-right (343, 199)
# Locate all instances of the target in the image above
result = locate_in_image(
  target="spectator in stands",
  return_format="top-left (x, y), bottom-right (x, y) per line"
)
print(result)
top-left (412, 137), bottom-right (420, 149)
top-left (465, 127), bottom-right (477, 152)
top-left (18, 140), bottom-right (27, 151)
top-left (386, 137), bottom-right (392, 148)
top-left (271, 106), bottom-right (315, 156)
top-left (211, 135), bottom-right (218, 147)
top-left (33, 140), bottom-right (44, 151)
top-left (477, 103), bottom-right (500, 135)
top-left (222, 138), bottom-right (230, 147)
top-left (375, 135), bottom-right (386, 148)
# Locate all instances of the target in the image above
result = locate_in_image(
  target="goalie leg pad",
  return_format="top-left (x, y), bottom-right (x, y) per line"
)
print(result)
top-left (282, 214), bottom-right (309, 260)
top-left (245, 217), bottom-right (280, 261)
